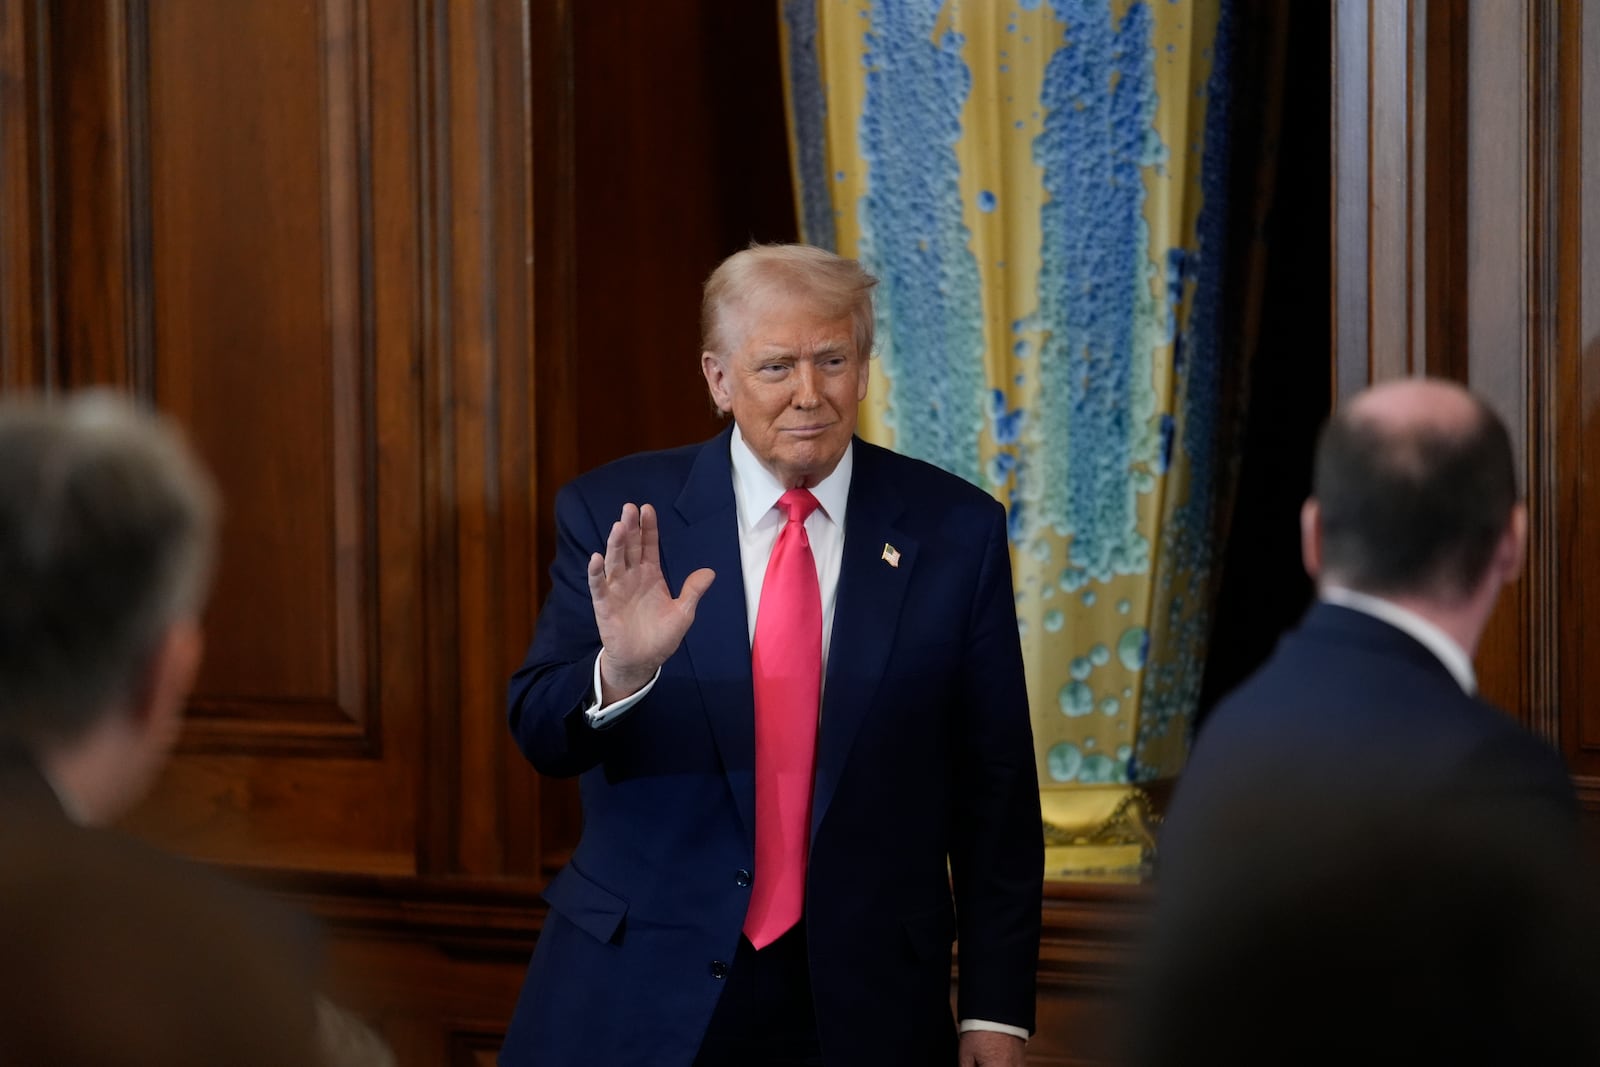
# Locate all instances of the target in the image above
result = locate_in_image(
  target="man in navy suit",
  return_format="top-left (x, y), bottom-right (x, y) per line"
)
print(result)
top-left (503, 245), bottom-right (1042, 1066)
top-left (1134, 378), bottom-right (1594, 1066)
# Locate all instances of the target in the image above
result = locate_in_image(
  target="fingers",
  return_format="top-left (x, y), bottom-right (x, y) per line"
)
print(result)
top-left (639, 504), bottom-right (661, 569)
top-left (621, 503), bottom-right (642, 569)
top-left (602, 517), bottom-right (627, 579)
top-left (601, 503), bottom-right (641, 580)
top-left (675, 567), bottom-right (716, 618)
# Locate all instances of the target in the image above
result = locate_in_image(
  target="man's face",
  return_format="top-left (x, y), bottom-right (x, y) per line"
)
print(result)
top-left (701, 294), bottom-right (869, 488)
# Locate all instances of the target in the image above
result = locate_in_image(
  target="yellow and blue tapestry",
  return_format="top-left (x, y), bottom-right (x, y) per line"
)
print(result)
top-left (782, 0), bottom-right (1232, 794)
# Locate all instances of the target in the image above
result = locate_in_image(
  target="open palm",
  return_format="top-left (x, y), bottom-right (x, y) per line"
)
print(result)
top-left (587, 502), bottom-right (715, 701)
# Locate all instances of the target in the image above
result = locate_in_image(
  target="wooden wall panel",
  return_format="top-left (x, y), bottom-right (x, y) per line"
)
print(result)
top-left (47, 0), bottom-right (145, 389)
top-left (1331, 0), bottom-right (1468, 395)
top-left (1463, 1), bottom-right (1539, 753)
top-left (424, 0), bottom-right (540, 879)
top-left (5, 0), bottom-right (545, 881)
top-left (0, 0), bottom-right (50, 388)
top-left (1330, 0), bottom-right (1369, 396)
top-left (1557, 0), bottom-right (1600, 793)
top-left (115, 0), bottom-right (421, 873)
top-left (147, 0), bottom-right (371, 745)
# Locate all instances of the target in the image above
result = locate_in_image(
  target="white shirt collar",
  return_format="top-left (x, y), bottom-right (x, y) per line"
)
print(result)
top-left (38, 763), bottom-right (88, 825)
top-left (729, 424), bottom-right (852, 531)
top-left (1320, 585), bottom-right (1477, 694)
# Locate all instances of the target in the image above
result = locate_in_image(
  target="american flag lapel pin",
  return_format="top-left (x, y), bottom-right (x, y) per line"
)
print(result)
top-left (881, 543), bottom-right (901, 568)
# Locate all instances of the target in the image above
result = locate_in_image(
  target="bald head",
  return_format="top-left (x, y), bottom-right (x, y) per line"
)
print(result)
top-left (1311, 378), bottom-right (1519, 602)
top-left (1344, 378), bottom-right (1487, 444)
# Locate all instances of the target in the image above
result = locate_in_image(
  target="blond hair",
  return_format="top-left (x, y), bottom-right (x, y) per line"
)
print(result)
top-left (701, 244), bottom-right (877, 359)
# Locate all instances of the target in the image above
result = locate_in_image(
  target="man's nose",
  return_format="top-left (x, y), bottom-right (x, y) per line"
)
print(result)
top-left (791, 361), bottom-right (820, 406)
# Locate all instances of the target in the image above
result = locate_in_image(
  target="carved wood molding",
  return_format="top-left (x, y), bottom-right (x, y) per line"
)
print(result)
top-left (239, 868), bottom-right (546, 956)
top-left (249, 868), bottom-right (1150, 984)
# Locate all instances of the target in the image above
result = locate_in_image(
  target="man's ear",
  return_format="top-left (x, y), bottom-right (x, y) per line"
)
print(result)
top-left (1300, 498), bottom-right (1323, 581)
top-left (131, 619), bottom-right (204, 755)
top-left (701, 352), bottom-right (733, 414)
top-left (1496, 502), bottom-right (1528, 584)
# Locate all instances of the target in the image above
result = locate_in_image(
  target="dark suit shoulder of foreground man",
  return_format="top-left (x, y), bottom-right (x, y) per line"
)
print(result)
top-left (503, 245), bottom-right (1042, 1067)
top-left (1135, 378), bottom-right (1597, 1067)
top-left (0, 394), bottom-right (327, 1066)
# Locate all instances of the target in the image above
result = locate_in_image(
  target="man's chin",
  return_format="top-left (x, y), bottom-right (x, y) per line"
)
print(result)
top-left (769, 443), bottom-right (847, 486)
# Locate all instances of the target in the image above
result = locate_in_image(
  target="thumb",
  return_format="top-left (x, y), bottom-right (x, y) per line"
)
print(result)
top-left (675, 568), bottom-right (716, 617)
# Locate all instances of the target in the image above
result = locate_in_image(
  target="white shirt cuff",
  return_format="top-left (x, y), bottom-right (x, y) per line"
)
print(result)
top-left (582, 653), bottom-right (660, 728)
top-left (959, 1019), bottom-right (1030, 1042)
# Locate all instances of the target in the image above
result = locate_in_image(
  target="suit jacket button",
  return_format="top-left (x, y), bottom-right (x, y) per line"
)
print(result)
top-left (735, 868), bottom-right (752, 887)
top-left (710, 961), bottom-right (728, 980)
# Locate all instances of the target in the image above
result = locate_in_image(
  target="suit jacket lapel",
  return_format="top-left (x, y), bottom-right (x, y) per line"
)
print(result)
top-left (670, 426), bottom-right (757, 847)
top-left (812, 441), bottom-right (916, 839)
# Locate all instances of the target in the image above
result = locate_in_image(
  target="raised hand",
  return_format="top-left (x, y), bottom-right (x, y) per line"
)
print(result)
top-left (587, 502), bottom-right (715, 703)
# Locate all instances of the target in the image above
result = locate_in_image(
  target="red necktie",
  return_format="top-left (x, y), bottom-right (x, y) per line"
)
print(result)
top-left (743, 487), bottom-right (823, 950)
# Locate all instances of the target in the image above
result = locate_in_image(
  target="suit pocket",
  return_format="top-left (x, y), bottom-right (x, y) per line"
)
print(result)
top-left (901, 901), bottom-right (957, 962)
top-left (541, 862), bottom-right (629, 945)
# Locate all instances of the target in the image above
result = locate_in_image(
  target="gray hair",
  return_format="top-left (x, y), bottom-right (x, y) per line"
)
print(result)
top-left (0, 391), bottom-right (218, 746)
top-left (701, 244), bottom-right (878, 360)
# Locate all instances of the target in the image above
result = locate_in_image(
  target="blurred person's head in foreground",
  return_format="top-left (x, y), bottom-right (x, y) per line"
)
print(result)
top-left (0, 390), bottom-right (216, 821)
top-left (0, 393), bottom-right (399, 1065)
top-left (1302, 376), bottom-right (1524, 655)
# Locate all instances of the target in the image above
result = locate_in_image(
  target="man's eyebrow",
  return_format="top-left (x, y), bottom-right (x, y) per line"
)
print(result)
top-left (750, 341), bottom-right (850, 359)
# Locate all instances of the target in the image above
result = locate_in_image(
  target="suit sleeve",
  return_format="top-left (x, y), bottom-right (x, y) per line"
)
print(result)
top-left (507, 480), bottom-right (617, 778)
top-left (948, 502), bottom-right (1044, 1032)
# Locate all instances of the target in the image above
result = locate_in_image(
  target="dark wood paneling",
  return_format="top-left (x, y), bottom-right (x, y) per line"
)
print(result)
top-left (526, 0), bottom-right (580, 880)
top-left (0, 0), bottom-right (51, 388)
top-left (21, 0), bottom-right (539, 877)
top-left (1421, 0), bottom-right (1469, 382)
top-left (1028, 883), bottom-right (1148, 1066)
top-left (47, 0), bottom-right (144, 389)
top-left (412, 0), bottom-right (540, 880)
top-left (1366, 0), bottom-right (1410, 378)
top-left (569, 2), bottom-right (797, 474)
top-left (1464, 2), bottom-right (1536, 733)
top-left (286, 874), bottom-right (1147, 1067)
top-left (1332, 0), bottom-right (1471, 395)
top-left (1330, 2), bottom-right (1600, 830)
top-left (146, 0), bottom-right (370, 745)
top-left (1559, 0), bottom-right (1600, 798)
top-left (113, 0), bottom-right (419, 873)
top-left (1330, 0), bottom-right (1369, 399)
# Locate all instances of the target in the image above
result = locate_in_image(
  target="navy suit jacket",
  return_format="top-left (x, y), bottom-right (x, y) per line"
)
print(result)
top-left (1135, 603), bottom-right (1587, 1066)
top-left (1161, 600), bottom-right (1577, 874)
top-left (502, 428), bottom-right (1042, 1066)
